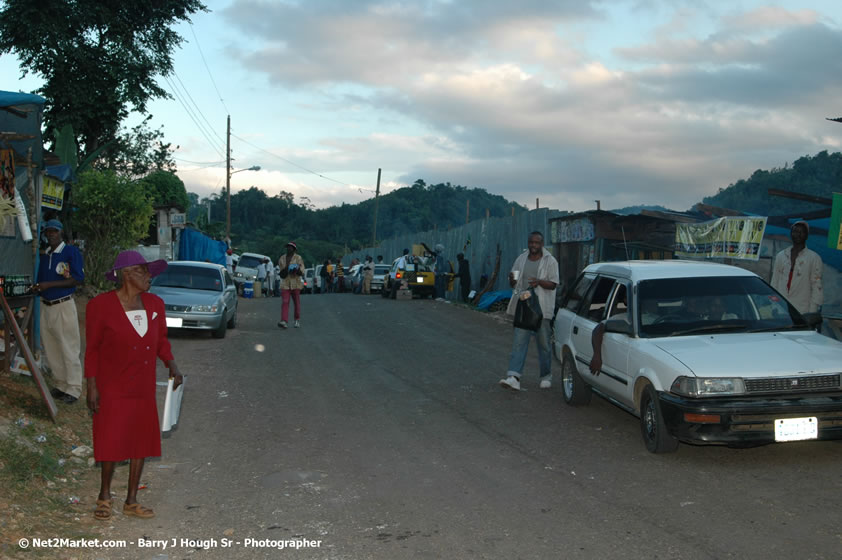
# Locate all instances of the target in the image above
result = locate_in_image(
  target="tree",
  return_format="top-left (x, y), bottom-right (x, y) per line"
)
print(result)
top-left (103, 116), bottom-right (178, 178)
top-left (73, 170), bottom-right (153, 292)
top-left (0, 0), bottom-right (206, 159)
top-left (140, 170), bottom-right (189, 210)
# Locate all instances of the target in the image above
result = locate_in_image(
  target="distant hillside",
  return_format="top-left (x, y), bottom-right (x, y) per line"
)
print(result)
top-left (610, 204), bottom-right (676, 215)
top-left (192, 179), bottom-right (528, 262)
top-left (703, 151), bottom-right (841, 215)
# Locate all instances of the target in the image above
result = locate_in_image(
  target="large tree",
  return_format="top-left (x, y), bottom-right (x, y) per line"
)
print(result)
top-left (0, 0), bottom-right (206, 159)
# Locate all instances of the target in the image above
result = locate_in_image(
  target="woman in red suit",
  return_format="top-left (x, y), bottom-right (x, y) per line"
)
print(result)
top-left (85, 251), bottom-right (182, 520)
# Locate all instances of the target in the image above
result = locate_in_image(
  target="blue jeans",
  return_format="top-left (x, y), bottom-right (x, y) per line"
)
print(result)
top-left (506, 320), bottom-right (552, 379)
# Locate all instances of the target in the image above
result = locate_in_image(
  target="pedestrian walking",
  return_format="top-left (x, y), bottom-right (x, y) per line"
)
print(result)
top-left (362, 255), bottom-right (374, 295)
top-left (278, 242), bottom-right (305, 328)
top-left (499, 231), bottom-right (559, 391)
top-left (456, 252), bottom-right (472, 302)
top-left (33, 219), bottom-right (85, 405)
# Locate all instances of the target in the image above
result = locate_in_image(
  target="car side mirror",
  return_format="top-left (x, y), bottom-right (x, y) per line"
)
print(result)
top-left (801, 312), bottom-right (822, 328)
top-left (604, 317), bottom-right (633, 335)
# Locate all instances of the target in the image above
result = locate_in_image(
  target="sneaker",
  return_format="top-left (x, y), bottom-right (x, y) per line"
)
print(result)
top-left (499, 376), bottom-right (521, 391)
top-left (294, 320), bottom-right (300, 328)
top-left (539, 378), bottom-right (552, 389)
top-left (277, 321), bottom-right (288, 329)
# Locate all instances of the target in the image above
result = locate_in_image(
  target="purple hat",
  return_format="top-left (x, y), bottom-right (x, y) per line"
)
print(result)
top-left (106, 250), bottom-right (168, 282)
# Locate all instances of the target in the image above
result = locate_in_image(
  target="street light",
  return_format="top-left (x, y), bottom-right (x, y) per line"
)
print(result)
top-left (225, 165), bottom-right (261, 244)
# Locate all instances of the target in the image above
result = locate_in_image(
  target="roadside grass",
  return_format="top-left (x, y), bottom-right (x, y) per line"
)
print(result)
top-left (0, 371), bottom-right (103, 559)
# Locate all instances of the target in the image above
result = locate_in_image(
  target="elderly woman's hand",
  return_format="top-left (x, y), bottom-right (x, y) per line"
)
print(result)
top-left (168, 362), bottom-right (184, 390)
top-left (86, 380), bottom-right (100, 413)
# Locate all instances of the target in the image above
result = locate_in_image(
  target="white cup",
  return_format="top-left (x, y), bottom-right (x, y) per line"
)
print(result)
top-left (511, 270), bottom-right (520, 282)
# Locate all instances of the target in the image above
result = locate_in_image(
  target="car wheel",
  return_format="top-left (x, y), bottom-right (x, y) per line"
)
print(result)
top-left (212, 311), bottom-right (227, 339)
top-left (226, 306), bottom-right (237, 329)
top-left (639, 384), bottom-right (678, 453)
top-left (561, 351), bottom-right (591, 406)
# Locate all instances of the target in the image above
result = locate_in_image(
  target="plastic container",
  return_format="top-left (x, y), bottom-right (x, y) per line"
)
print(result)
top-left (243, 280), bottom-right (254, 298)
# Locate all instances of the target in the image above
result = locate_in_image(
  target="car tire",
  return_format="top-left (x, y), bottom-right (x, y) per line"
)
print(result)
top-left (561, 351), bottom-right (591, 406)
top-left (212, 311), bottom-right (227, 339)
top-left (226, 306), bottom-right (237, 329)
top-left (639, 384), bottom-right (679, 453)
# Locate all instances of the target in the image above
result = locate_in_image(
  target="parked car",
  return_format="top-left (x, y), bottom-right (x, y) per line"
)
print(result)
top-left (235, 252), bottom-right (272, 285)
top-left (314, 264), bottom-right (325, 293)
top-left (303, 267), bottom-right (315, 294)
top-left (371, 264), bottom-right (391, 293)
top-left (150, 261), bottom-right (238, 338)
top-left (382, 256), bottom-right (435, 298)
top-left (553, 260), bottom-right (842, 453)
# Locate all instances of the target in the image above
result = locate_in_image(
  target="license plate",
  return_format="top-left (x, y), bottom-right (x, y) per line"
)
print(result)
top-left (166, 317), bottom-right (183, 328)
top-left (416, 276), bottom-right (424, 283)
top-left (774, 417), bottom-right (818, 442)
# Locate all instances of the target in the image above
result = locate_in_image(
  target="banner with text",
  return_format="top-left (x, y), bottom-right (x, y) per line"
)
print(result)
top-left (675, 217), bottom-right (767, 260)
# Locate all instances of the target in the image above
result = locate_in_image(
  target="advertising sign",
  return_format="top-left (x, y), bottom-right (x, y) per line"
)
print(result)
top-left (42, 176), bottom-right (64, 210)
top-left (675, 217), bottom-right (767, 261)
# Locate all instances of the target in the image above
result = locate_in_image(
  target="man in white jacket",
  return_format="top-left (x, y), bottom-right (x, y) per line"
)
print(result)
top-left (500, 231), bottom-right (559, 391)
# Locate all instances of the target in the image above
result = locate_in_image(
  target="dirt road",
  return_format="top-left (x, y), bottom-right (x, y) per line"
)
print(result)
top-left (81, 293), bottom-right (841, 560)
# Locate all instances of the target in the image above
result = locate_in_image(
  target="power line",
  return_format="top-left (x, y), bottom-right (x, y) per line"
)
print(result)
top-left (173, 157), bottom-right (226, 165)
top-left (189, 22), bottom-right (230, 116)
top-left (162, 74), bottom-right (226, 159)
top-left (230, 132), bottom-right (374, 191)
top-left (173, 70), bottom-right (225, 144)
top-left (166, 74), bottom-right (224, 152)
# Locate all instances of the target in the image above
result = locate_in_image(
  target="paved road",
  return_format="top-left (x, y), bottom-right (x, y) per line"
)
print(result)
top-left (92, 292), bottom-right (841, 560)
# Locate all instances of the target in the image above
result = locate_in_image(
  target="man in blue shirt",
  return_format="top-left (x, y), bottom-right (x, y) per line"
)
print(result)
top-left (32, 219), bottom-right (84, 404)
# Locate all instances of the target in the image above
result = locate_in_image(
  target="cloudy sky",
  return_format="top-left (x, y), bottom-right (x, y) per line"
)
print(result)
top-left (4, 0), bottom-right (842, 212)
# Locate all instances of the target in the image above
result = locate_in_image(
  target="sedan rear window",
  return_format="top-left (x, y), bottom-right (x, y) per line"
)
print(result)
top-left (152, 266), bottom-right (223, 292)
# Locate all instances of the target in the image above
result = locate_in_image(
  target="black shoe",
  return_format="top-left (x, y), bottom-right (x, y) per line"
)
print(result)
top-left (50, 388), bottom-right (68, 399)
top-left (59, 394), bottom-right (78, 404)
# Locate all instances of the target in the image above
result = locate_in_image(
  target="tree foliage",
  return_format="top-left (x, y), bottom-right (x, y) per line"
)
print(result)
top-left (73, 170), bottom-right (153, 292)
top-left (703, 151), bottom-right (842, 215)
top-left (141, 170), bottom-right (189, 210)
top-left (101, 116), bottom-right (178, 178)
top-left (0, 0), bottom-right (206, 159)
top-left (196, 181), bottom-right (527, 263)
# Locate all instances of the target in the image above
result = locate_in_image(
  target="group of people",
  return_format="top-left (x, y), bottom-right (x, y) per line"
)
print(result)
top-left (27, 216), bottom-right (826, 522)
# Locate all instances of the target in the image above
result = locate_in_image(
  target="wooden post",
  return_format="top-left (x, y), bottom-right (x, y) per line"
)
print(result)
top-left (486, 208), bottom-right (490, 219)
top-left (372, 168), bottom-right (381, 246)
top-left (466, 199), bottom-right (470, 224)
top-left (536, 198), bottom-right (539, 209)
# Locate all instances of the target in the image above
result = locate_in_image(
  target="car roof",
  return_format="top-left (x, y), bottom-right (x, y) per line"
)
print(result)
top-left (240, 252), bottom-right (271, 259)
top-left (582, 260), bottom-right (758, 282)
top-left (169, 260), bottom-right (226, 271)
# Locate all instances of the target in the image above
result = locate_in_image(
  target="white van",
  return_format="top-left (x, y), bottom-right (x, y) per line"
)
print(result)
top-left (235, 252), bottom-right (272, 294)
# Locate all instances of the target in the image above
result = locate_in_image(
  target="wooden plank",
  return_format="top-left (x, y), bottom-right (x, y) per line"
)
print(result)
top-left (767, 189), bottom-right (833, 206)
top-left (0, 292), bottom-right (57, 422)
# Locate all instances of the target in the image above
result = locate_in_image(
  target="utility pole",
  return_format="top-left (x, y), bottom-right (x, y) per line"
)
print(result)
top-left (466, 199), bottom-right (470, 224)
top-left (225, 114), bottom-right (231, 245)
top-left (372, 168), bottom-right (381, 247)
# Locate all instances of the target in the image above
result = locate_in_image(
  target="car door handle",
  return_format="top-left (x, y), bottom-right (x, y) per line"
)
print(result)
top-left (573, 326), bottom-right (579, 334)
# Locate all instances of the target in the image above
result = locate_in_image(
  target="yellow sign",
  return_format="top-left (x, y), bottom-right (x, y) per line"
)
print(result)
top-left (42, 176), bottom-right (64, 210)
top-left (675, 217), bottom-right (767, 261)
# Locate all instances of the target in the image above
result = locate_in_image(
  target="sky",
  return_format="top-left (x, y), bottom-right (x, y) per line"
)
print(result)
top-left (3, 0), bottom-right (842, 213)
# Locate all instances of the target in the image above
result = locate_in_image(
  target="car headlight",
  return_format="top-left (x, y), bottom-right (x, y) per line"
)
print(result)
top-left (670, 376), bottom-right (746, 398)
top-left (235, 272), bottom-right (243, 278)
top-left (190, 304), bottom-right (219, 312)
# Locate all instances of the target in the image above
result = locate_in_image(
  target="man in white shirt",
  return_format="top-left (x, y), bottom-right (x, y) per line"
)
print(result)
top-left (771, 221), bottom-right (823, 314)
top-left (499, 231), bottom-right (559, 391)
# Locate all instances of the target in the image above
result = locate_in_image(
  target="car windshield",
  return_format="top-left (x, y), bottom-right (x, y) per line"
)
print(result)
top-left (151, 266), bottom-right (223, 292)
top-left (637, 276), bottom-right (806, 337)
top-left (238, 256), bottom-right (263, 268)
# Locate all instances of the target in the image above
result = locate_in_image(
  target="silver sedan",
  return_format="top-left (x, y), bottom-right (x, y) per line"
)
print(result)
top-left (150, 261), bottom-right (238, 338)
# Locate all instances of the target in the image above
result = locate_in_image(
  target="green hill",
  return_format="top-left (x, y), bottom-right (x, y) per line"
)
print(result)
top-left (702, 151), bottom-right (841, 215)
top-left (191, 179), bottom-right (528, 263)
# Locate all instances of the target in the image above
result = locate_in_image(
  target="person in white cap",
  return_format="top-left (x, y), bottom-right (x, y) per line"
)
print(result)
top-left (771, 220), bottom-right (823, 314)
top-left (277, 241), bottom-right (305, 328)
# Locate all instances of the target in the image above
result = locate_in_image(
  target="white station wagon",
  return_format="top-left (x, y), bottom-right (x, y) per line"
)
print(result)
top-left (553, 260), bottom-right (842, 453)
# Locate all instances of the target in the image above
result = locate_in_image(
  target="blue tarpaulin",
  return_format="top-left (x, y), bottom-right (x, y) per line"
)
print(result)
top-left (477, 290), bottom-right (513, 310)
top-left (178, 228), bottom-right (226, 265)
